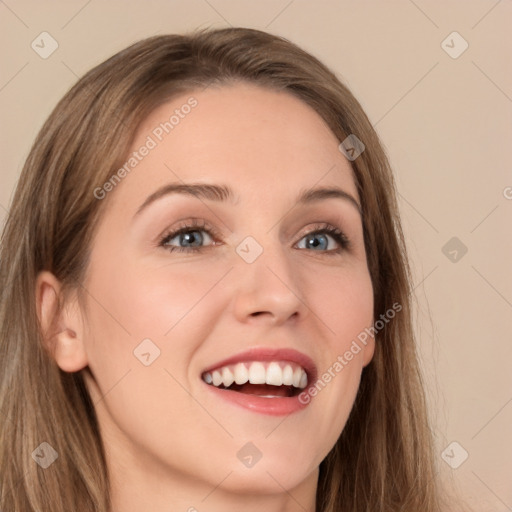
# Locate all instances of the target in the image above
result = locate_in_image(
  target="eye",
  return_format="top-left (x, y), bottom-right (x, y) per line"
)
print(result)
top-left (158, 220), bottom-right (351, 254)
top-left (159, 219), bottom-right (218, 253)
top-left (296, 223), bottom-right (350, 255)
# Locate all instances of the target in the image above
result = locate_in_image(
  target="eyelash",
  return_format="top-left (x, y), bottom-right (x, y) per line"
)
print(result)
top-left (158, 218), bottom-right (351, 255)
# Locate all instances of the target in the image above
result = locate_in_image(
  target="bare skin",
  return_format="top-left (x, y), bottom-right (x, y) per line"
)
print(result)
top-left (37, 82), bottom-right (375, 511)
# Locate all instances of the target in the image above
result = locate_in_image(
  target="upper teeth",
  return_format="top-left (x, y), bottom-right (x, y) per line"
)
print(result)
top-left (202, 361), bottom-right (308, 389)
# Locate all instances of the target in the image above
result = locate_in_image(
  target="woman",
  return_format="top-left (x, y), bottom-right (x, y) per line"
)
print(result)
top-left (0, 27), bottom-right (445, 511)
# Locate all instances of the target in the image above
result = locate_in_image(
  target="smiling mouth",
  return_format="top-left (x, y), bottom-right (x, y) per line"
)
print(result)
top-left (201, 360), bottom-right (308, 398)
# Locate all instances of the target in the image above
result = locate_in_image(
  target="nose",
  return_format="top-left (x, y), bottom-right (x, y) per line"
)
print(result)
top-left (231, 241), bottom-right (308, 327)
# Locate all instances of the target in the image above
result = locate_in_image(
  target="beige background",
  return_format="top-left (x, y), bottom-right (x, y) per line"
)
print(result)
top-left (1, 1), bottom-right (511, 510)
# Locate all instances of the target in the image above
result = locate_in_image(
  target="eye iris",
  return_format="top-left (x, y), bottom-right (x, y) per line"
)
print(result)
top-left (180, 231), bottom-right (203, 247)
top-left (305, 233), bottom-right (328, 250)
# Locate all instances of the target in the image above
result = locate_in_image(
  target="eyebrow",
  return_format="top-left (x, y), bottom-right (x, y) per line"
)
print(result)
top-left (133, 182), bottom-right (362, 218)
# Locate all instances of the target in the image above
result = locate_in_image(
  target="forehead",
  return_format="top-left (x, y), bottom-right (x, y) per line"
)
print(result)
top-left (109, 82), bottom-right (359, 211)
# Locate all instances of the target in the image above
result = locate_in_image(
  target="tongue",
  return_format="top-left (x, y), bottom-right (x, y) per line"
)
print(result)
top-left (230, 383), bottom-right (293, 397)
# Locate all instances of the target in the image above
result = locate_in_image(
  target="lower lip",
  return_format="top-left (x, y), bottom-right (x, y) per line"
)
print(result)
top-left (202, 382), bottom-right (311, 416)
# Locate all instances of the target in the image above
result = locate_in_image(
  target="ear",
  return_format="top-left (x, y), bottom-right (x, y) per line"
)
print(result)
top-left (35, 270), bottom-right (88, 372)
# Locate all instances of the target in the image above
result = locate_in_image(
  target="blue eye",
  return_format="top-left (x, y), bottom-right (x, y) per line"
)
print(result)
top-left (296, 228), bottom-right (349, 252)
top-left (160, 219), bottom-right (217, 253)
top-left (159, 220), bottom-right (350, 255)
top-left (163, 229), bottom-right (213, 250)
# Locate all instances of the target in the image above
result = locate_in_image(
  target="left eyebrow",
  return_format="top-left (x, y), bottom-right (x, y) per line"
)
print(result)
top-left (296, 186), bottom-right (362, 216)
top-left (133, 182), bottom-right (362, 219)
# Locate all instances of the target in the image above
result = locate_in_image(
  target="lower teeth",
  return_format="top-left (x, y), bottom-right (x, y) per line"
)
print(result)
top-left (213, 383), bottom-right (295, 397)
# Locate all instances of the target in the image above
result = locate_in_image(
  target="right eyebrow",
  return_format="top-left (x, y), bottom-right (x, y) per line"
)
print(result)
top-left (133, 182), bottom-right (235, 219)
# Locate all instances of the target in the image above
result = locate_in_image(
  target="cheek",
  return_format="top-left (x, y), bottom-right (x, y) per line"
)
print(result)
top-left (84, 255), bottom-right (217, 343)
top-left (307, 261), bottom-right (374, 348)
top-left (81, 255), bottom-right (228, 408)
top-left (295, 263), bottom-right (374, 445)
top-left (80, 259), bottom-right (227, 475)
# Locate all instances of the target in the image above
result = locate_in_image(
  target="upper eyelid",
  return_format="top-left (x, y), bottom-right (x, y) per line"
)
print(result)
top-left (159, 220), bottom-right (349, 247)
top-left (160, 219), bottom-right (220, 240)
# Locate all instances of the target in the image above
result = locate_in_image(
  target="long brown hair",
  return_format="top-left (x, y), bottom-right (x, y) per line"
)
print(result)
top-left (0, 27), bottom-right (444, 511)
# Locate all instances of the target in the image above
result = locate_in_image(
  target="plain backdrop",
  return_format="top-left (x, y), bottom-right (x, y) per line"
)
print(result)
top-left (0, 1), bottom-right (511, 510)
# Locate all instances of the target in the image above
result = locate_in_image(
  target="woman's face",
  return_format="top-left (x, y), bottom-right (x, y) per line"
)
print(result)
top-left (78, 83), bottom-right (374, 504)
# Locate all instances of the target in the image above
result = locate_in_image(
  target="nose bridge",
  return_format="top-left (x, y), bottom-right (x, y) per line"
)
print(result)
top-left (232, 230), bottom-right (306, 323)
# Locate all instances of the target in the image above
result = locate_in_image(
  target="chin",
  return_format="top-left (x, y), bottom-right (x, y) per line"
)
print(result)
top-left (220, 462), bottom-right (317, 496)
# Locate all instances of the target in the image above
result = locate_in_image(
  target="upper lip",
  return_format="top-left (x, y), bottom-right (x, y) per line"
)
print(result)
top-left (201, 347), bottom-right (318, 385)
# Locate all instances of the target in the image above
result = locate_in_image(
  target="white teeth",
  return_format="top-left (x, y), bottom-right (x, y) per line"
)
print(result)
top-left (212, 370), bottom-right (222, 387)
top-left (299, 369), bottom-right (307, 388)
top-left (202, 360), bottom-right (309, 390)
top-left (248, 362), bottom-right (266, 384)
top-left (233, 362), bottom-right (249, 385)
top-left (282, 364), bottom-right (294, 385)
top-left (221, 367), bottom-right (234, 387)
top-left (292, 367), bottom-right (302, 388)
top-left (266, 362), bottom-right (283, 386)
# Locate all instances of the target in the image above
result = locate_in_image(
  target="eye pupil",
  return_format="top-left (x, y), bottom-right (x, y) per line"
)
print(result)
top-left (305, 233), bottom-right (328, 250)
top-left (181, 231), bottom-right (202, 247)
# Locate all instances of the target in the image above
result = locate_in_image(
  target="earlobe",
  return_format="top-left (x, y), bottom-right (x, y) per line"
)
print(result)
top-left (35, 271), bottom-right (89, 372)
